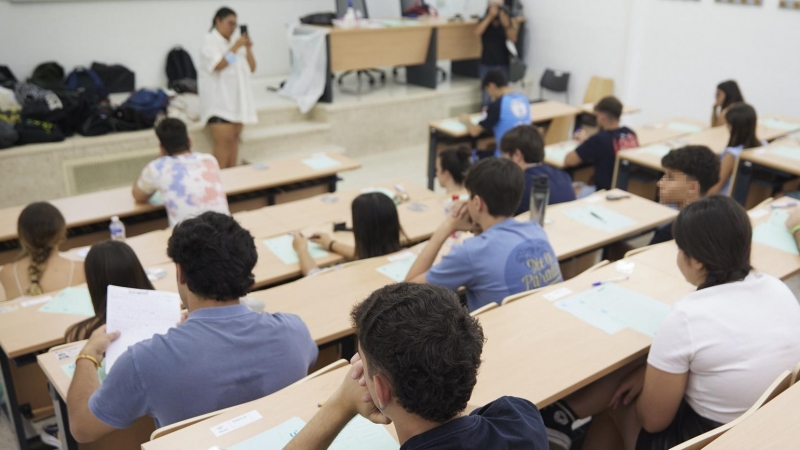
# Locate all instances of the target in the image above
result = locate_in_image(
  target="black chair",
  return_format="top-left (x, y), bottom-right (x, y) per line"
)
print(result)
top-left (335, 0), bottom-right (387, 87)
top-left (530, 68), bottom-right (570, 104)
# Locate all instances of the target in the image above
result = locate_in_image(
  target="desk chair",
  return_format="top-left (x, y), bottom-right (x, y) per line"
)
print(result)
top-left (791, 361), bottom-right (800, 386)
top-left (530, 69), bottom-right (570, 104)
top-left (670, 370), bottom-right (793, 450)
top-left (470, 302), bottom-right (499, 317)
top-left (291, 359), bottom-right (349, 386)
top-left (501, 288), bottom-right (544, 306)
top-left (579, 76), bottom-right (614, 128)
top-left (335, 0), bottom-right (387, 87)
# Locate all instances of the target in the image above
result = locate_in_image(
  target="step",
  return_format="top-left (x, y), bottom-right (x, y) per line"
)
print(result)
top-left (243, 144), bottom-right (347, 165)
top-left (240, 121), bottom-right (333, 162)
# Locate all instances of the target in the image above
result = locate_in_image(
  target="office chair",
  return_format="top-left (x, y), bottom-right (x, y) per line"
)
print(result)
top-left (530, 68), bottom-right (570, 104)
top-left (335, 0), bottom-right (387, 87)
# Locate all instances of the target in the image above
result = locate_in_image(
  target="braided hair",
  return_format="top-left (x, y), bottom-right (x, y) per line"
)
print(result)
top-left (673, 196), bottom-right (752, 290)
top-left (17, 202), bottom-right (66, 296)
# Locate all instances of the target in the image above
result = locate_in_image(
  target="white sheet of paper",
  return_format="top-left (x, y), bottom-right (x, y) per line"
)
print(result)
top-left (301, 154), bottom-right (342, 171)
top-left (105, 286), bottom-right (181, 373)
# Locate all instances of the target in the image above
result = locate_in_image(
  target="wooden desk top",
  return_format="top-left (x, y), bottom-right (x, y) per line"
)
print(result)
top-left (0, 152), bottom-right (360, 243)
top-left (632, 117), bottom-right (709, 148)
top-left (739, 138), bottom-right (800, 176)
top-left (703, 381), bottom-right (800, 450)
top-left (430, 101), bottom-right (583, 138)
top-left (581, 103), bottom-right (641, 116)
top-left (37, 341), bottom-right (84, 400)
top-left (470, 259), bottom-right (694, 408)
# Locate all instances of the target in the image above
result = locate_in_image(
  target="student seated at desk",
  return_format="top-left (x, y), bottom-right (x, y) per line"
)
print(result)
top-left (436, 148), bottom-right (471, 195)
top-left (541, 196), bottom-right (800, 450)
top-left (405, 158), bottom-right (562, 311)
top-left (65, 241), bottom-right (154, 342)
top-left (460, 69), bottom-right (530, 158)
top-left (500, 125), bottom-right (576, 215)
top-left (66, 212), bottom-right (318, 443)
top-left (285, 283), bottom-right (548, 450)
top-left (564, 96), bottom-right (639, 192)
top-left (0, 202), bottom-right (85, 299)
top-left (132, 118), bottom-right (230, 227)
top-left (292, 192), bottom-right (405, 276)
top-left (712, 80), bottom-right (744, 127)
top-left (650, 146), bottom-right (720, 245)
top-left (708, 103), bottom-right (764, 196)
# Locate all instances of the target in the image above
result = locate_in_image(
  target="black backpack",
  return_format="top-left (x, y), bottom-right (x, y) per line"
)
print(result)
top-left (65, 67), bottom-right (109, 102)
top-left (15, 119), bottom-right (65, 145)
top-left (27, 62), bottom-right (66, 91)
top-left (0, 115), bottom-right (19, 149)
top-left (166, 47), bottom-right (198, 93)
top-left (0, 66), bottom-right (16, 88)
top-left (90, 62), bottom-right (136, 94)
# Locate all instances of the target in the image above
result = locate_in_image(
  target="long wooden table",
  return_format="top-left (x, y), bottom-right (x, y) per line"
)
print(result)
top-left (732, 138), bottom-right (800, 206)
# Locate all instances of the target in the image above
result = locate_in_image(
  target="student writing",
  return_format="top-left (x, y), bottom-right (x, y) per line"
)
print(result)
top-left (707, 103), bottom-right (764, 196)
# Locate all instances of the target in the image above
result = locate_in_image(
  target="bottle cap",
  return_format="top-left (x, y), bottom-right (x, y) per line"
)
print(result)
top-left (111, 215), bottom-right (119, 221)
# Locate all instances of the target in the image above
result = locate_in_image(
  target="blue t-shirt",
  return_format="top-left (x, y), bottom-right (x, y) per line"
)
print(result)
top-left (426, 219), bottom-right (562, 311)
top-left (89, 304), bottom-right (318, 428)
top-left (400, 397), bottom-right (548, 450)
top-left (480, 92), bottom-right (531, 151)
top-left (516, 164), bottom-right (576, 216)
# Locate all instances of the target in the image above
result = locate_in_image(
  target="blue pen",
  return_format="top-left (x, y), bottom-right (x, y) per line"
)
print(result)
top-left (770, 202), bottom-right (797, 209)
top-left (592, 275), bottom-right (629, 287)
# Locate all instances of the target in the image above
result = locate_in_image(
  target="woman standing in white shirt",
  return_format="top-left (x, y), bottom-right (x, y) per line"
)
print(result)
top-left (199, 7), bottom-right (258, 169)
top-left (539, 195), bottom-right (800, 450)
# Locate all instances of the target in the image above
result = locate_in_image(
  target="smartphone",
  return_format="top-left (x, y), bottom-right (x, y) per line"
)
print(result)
top-left (240, 24), bottom-right (248, 35)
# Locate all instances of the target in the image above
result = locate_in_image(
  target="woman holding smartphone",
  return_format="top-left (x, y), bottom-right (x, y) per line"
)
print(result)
top-left (199, 7), bottom-right (257, 169)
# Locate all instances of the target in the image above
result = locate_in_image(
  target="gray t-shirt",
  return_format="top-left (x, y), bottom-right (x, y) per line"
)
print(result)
top-left (89, 304), bottom-right (318, 428)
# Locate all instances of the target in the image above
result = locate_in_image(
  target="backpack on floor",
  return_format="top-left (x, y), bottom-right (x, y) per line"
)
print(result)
top-left (27, 62), bottom-right (66, 91)
top-left (15, 119), bottom-right (65, 145)
top-left (0, 119), bottom-right (18, 149)
top-left (90, 62), bottom-right (136, 94)
top-left (65, 67), bottom-right (109, 102)
top-left (0, 66), bottom-right (16, 88)
top-left (166, 47), bottom-right (198, 93)
top-left (16, 83), bottom-right (63, 117)
top-left (80, 105), bottom-right (113, 137)
top-left (122, 88), bottom-right (169, 118)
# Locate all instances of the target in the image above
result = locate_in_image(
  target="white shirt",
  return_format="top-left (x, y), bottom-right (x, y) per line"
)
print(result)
top-left (198, 29), bottom-right (257, 125)
top-left (648, 272), bottom-right (800, 424)
top-left (136, 152), bottom-right (230, 227)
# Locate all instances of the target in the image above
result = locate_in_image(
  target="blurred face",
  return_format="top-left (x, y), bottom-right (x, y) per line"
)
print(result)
top-left (677, 249), bottom-right (705, 287)
top-left (658, 169), bottom-right (697, 206)
top-left (216, 14), bottom-right (238, 40)
top-left (715, 89), bottom-right (725, 108)
top-left (596, 111), bottom-right (612, 130)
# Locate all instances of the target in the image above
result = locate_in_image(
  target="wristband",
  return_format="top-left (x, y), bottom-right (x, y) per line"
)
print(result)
top-left (791, 225), bottom-right (800, 236)
top-left (224, 51), bottom-right (237, 65)
top-left (77, 354), bottom-right (101, 369)
top-left (328, 240), bottom-right (336, 251)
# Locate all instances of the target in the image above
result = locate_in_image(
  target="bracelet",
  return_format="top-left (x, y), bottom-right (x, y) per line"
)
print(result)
top-left (328, 240), bottom-right (336, 251)
top-left (224, 51), bottom-right (237, 65)
top-left (77, 354), bottom-right (101, 369)
top-left (791, 225), bottom-right (800, 236)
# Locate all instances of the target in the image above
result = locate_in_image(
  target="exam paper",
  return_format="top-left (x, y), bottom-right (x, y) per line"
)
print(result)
top-left (105, 286), bottom-right (181, 373)
top-left (39, 287), bottom-right (95, 317)
top-left (752, 209), bottom-right (800, 256)
top-left (263, 235), bottom-right (330, 265)
top-left (767, 147), bottom-right (800, 162)
top-left (376, 255), bottom-right (418, 283)
top-left (561, 205), bottom-right (637, 232)
top-left (545, 141), bottom-right (579, 165)
top-left (301, 154), bottom-right (342, 171)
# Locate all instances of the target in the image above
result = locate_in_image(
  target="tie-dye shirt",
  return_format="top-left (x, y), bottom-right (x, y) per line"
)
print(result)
top-left (136, 153), bottom-right (230, 226)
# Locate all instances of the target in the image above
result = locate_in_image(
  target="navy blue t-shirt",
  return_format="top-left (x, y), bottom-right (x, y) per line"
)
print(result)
top-left (400, 397), bottom-right (548, 450)
top-left (516, 164), bottom-right (576, 216)
top-left (575, 127), bottom-right (639, 190)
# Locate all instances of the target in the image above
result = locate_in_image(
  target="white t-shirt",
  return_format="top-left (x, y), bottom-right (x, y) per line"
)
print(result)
top-left (648, 272), bottom-right (800, 424)
top-left (198, 29), bottom-right (257, 125)
top-left (136, 153), bottom-right (230, 227)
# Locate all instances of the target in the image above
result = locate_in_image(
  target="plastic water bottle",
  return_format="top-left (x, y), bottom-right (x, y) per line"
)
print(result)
top-left (343, 1), bottom-right (358, 27)
top-left (109, 216), bottom-right (126, 241)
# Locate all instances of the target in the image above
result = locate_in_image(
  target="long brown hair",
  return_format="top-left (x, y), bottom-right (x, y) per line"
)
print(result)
top-left (65, 241), bottom-right (154, 342)
top-left (352, 193), bottom-right (404, 260)
top-left (726, 103), bottom-right (761, 150)
top-left (17, 202), bottom-right (66, 296)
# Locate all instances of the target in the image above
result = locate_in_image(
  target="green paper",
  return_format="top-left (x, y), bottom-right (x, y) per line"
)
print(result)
top-left (561, 205), bottom-right (637, 232)
top-left (61, 359), bottom-right (107, 383)
top-left (376, 256), bottom-right (418, 283)
top-left (263, 235), bottom-right (329, 265)
top-left (555, 284), bottom-right (671, 337)
top-left (752, 209), bottom-right (800, 255)
top-left (762, 118), bottom-right (800, 132)
top-left (666, 122), bottom-right (703, 133)
top-left (39, 287), bottom-right (95, 317)
top-left (546, 142), bottom-right (578, 165)
top-left (635, 144), bottom-right (672, 158)
top-left (148, 190), bottom-right (164, 206)
top-left (767, 147), bottom-right (800, 162)
top-left (301, 154), bottom-right (342, 171)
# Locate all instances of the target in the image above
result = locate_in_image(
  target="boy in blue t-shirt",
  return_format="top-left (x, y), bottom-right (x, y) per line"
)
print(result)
top-left (461, 69), bottom-right (531, 157)
top-left (500, 125), bottom-right (576, 215)
top-left (405, 158), bottom-right (563, 311)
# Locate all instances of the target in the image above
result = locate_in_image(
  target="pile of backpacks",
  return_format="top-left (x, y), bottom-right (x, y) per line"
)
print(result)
top-left (0, 61), bottom-right (178, 149)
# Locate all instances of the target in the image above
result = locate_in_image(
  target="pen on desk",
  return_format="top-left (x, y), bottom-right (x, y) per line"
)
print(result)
top-left (590, 211), bottom-right (607, 223)
top-left (770, 202), bottom-right (797, 209)
top-left (592, 275), bottom-right (629, 287)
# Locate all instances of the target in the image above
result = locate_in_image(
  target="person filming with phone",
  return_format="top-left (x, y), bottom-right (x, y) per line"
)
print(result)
top-left (475, 0), bottom-right (524, 107)
top-left (199, 7), bottom-right (258, 169)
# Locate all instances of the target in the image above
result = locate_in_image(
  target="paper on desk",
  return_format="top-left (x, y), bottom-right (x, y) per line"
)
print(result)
top-left (376, 255), bottom-right (418, 283)
top-left (149, 190), bottom-right (165, 206)
top-left (561, 205), bottom-right (637, 232)
top-left (39, 287), bottom-right (95, 317)
top-left (228, 416), bottom-right (304, 450)
top-left (263, 235), bottom-right (330, 265)
top-left (555, 284), bottom-right (671, 337)
top-left (301, 154), bottom-right (342, 171)
top-left (437, 117), bottom-right (481, 134)
top-left (767, 147), bottom-right (800, 162)
top-left (752, 209), bottom-right (800, 256)
top-left (61, 359), bottom-right (107, 383)
top-left (545, 141), bottom-right (579, 165)
top-left (635, 144), bottom-right (672, 158)
top-left (762, 118), bottom-right (800, 132)
top-left (666, 122), bottom-right (703, 133)
top-left (105, 286), bottom-right (181, 373)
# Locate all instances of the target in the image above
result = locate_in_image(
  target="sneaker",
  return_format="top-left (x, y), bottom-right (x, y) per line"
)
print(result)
top-left (40, 424), bottom-right (61, 449)
top-left (541, 401), bottom-right (577, 450)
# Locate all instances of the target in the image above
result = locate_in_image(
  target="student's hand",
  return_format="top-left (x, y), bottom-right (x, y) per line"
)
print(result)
top-left (244, 35), bottom-right (253, 50)
top-left (81, 326), bottom-right (120, 363)
top-left (232, 35), bottom-right (249, 52)
top-left (292, 233), bottom-right (309, 252)
top-left (445, 201), bottom-right (476, 233)
top-left (609, 365), bottom-right (646, 409)
top-left (309, 233), bottom-right (332, 251)
top-left (786, 208), bottom-right (800, 233)
top-left (330, 355), bottom-right (392, 425)
top-left (459, 113), bottom-right (472, 125)
top-left (487, 3), bottom-right (500, 18)
top-left (348, 354), bottom-right (373, 403)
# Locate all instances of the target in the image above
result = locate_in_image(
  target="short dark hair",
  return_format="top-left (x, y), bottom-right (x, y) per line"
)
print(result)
top-left (661, 146), bottom-right (720, 195)
top-left (673, 196), bottom-right (752, 290)
top-left (211, 7), bottom-right (236, 30)
top-left (352, 193), bottom-right (403, 260)
top-left (438, 148), bottom-right (472, 185)
top-left (726, 103), bottom-right (761, 150)
top-left (717, 80), bottom-right (744, 110)
top-left (352, 283), bottom-right (484, 423)
top-left (594, 96), bottom-right (623, 120)
top-left (155, 118), bottom-right (190, 156)
top-left (464, 158), bottom-right (524, 217)
top-left (500, 125), bottom-right (545, 164)
top-left (167, 212), bottom-right (256, 300)
top-left (481, 69), bottom-right (508, 89)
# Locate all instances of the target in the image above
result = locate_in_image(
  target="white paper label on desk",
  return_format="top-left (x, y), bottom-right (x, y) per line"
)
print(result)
top-left (388, 251), bottom-right (415, 262)
top-left (583, 195), bottom-right (604, 203)
top-left (21, 296), bottom-right (52, 308)
top-left (55, 345), bottom-right (82, 360)
top-left (544, 287), bottom-right (572, 302)
top-left (747, 209), bottom-right (769, 220)
top-left (301, 154), bottom-right (342, 171)
top-left (210, 410), bottom-right (263, 438)
top-left (0, 305), bottom-right (18, 314)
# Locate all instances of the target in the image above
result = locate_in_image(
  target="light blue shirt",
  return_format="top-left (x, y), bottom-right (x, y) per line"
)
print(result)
top-left (89, 304), bottom-right (318, 428)
top-left (426, 219), bottom-right (562, 311)
top-left (720, 145), bottom-right (745, 195)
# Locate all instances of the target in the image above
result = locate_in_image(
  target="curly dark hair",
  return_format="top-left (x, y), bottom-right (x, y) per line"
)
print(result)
top-left (351, 283), bottom-right (485, 423)
top-left (167, 212), bottom-right (256, 300)
top-left (661, 145), bottom-right (720, 195)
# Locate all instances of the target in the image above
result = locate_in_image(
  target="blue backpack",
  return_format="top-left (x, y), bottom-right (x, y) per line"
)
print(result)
top-left (121, 88), bottom-right (169, 117)
top-left (65, 67), bottom-right (109, 101)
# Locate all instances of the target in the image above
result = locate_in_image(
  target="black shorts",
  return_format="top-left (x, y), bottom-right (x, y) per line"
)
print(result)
top-left (207, 116), bottom-right (232, 124)
top-left (636, 401), bottom-right (723, 450)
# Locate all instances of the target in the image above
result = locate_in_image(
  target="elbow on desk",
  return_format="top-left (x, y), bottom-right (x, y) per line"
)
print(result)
top-left (70, 423), bottom-right (98, 444)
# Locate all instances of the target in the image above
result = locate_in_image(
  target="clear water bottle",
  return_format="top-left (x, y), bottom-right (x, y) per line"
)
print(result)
top-left (109, 216), bottom-right (126, 241)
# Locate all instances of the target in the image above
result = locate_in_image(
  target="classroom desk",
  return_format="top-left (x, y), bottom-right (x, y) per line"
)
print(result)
top-left (580, 103), bottom-right (641, 116)
top-left (630, 118), bottom-right (709, 148)
top-left (0, 152), bottom-right (361, 265)
top-left (426, 101), bottom-right (584, 189)
top-left (702, 381), bottom-right (800, 450)
top-left (732, 138), bottom-right (800, 206)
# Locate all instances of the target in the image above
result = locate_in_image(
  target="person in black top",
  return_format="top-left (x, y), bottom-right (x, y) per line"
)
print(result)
top-left (284, 283), bottom-right (548, 450)
top-left (565, 96), bottom-right (640, 191)
top-left (475, 1), bottom-right (522, 107)
top-left (649, 146), bottom-right (720, 245)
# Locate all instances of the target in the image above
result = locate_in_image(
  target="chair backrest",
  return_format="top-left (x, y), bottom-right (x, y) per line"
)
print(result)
top-left (581, 260), bottom-right (610, 275)
top-left (583, 76), bottom-right (614, 104)
top-left (792, 361), bottom-right (800, 386)
top-left (470, 302), bottom-right (499, 316)
top-left (624, 246), bottom-right (654, 259)
top-left (501, 288), bottom-right (544, 306)
top-left (291, 359), bottom-right (349, 386)
top-left (336, 0), bottom-right (369, 18)
top-left (669, 370), bottom-right (792, 450)
top-left (150, 406), bottom-right (236, 441)
top-left (540, 69), bottom-right (570, 93)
